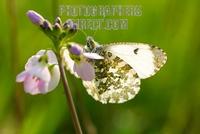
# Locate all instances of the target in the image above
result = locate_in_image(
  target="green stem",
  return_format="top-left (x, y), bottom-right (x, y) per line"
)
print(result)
top-left (57, 53), bottom-right (83, 134)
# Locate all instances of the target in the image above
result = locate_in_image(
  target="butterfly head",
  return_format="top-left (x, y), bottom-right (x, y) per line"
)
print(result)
top-left (85, 36), bottom-right (100, 52)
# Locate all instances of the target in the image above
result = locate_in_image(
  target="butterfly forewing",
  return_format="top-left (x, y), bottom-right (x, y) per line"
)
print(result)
top-left (104, 43), bottom-right (167, 79)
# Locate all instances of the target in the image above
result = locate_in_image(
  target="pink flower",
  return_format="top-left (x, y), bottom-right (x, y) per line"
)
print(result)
top-left (62, 43), bottom-right (103, 81)
top-left (16, 50), bottom-right (60, 95)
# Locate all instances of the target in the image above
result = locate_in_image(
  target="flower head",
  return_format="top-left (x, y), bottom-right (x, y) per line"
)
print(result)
top-left (16, 50), bottom-right (60, 95)
top-left (63, 43), bottom-right (103, 81)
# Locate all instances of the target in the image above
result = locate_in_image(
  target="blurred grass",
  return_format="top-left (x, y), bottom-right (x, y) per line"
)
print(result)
top-left (0, 0), bottom-right (200, 134)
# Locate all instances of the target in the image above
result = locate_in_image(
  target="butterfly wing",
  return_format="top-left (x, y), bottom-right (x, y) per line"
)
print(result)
top-left (83, 42), bottom-right (167, 103)
top-left (83, 46), bottom-right (141, 104)
top-left (104, 43), bottom-right (167, 79)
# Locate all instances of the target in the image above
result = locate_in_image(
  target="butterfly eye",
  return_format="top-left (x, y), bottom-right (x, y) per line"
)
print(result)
top-left (86, 40), bottom-right (91, 48)
top-left (86, 40), bottom-right (92, 51)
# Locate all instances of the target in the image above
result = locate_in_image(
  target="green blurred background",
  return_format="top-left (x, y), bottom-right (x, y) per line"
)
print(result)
top-left (1, 0), bottom-right (200, 134)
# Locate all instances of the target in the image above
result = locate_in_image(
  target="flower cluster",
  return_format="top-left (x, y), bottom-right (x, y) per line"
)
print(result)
top-left (27, 10), bottom-right (77, 45)
top-left (16, 10), bottom-right (103, 95)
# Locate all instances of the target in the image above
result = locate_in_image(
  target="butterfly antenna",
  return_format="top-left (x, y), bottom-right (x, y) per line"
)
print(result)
top-left (92, 30), bottom-right (97, 38)
top-left (76, 25), bottom-right (98, 42)
top-left (77, 28), bottom-right (88, 39)
top-left (90, 17), bottom-right (106, 38)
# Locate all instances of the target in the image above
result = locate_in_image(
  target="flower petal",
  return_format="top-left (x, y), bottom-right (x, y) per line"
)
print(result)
top-left (38, 80), bottom-right (49, 94)
top-left (36, 50), bottom-right (58, 65)
top-left (62, 48), bottom-right (79, 78)
top-left (16, 71), bottom-right (28, 82)
top-left (28, 65), bottom-right (51, 82)
top-left (48, 65), bottom-right (60, 91)
top-left (23, 74), bottom-right (48, 95)
top-left (73, 61), bottom-right (95, 81)
top-left (46, 50), bottom-right (58, 65)
top-left (83, 53), bottom-right (104, 59)
top-left (25, 55), bottom-right (41, 70)
top-left (23, 75), bottom-right (39, 95)
top-left (36, 49), bottom-right (46, 55)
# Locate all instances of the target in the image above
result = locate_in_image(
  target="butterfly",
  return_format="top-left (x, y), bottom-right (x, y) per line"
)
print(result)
top-left (82, 36), bottom-right (167, 104)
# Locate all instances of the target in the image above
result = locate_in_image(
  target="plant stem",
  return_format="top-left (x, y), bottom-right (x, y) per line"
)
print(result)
top-left (57, 54), bottom-right (83, 134)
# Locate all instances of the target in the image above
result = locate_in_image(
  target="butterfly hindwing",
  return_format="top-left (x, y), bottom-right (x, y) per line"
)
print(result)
top-left (83, 47), bottom-right (141, 104)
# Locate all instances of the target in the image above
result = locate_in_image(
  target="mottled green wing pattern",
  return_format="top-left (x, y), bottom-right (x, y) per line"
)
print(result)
top-left (83, 48), bottom-right (141, 104)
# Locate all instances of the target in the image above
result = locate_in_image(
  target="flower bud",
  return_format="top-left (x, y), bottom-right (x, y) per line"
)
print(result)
top-left (63, 19), bottom-right (73, 29)
top-left (53, 22), bottom-right (61, 31)
top-left (27, 10), bottom-right (44, 26)
top-left (68, 44), bottom-right (83, 56)
top-left (61, 20), bottom-right (77, 40)
top-left (54, 17), bottom-right (62, 25)
top-left (69, 23), bottom-right (77, 33)
top-left (42, 20), bottom-right (52, 30)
